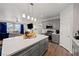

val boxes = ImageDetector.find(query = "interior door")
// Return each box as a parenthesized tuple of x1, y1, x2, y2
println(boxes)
(60, 5, 73, 53)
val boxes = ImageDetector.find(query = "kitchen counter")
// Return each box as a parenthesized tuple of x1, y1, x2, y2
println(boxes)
(72, 38, 79, 55)
(72, 38, 79, 46)
(2, 34, 48, 56)
(52, 33, 60, 35)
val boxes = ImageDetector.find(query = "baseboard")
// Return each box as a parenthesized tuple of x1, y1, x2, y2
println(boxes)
(60, 45, 73, 56)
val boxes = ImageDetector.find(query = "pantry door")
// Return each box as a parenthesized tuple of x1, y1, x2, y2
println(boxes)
(60, 5, 73, 53)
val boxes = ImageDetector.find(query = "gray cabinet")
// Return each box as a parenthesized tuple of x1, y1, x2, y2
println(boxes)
(12, 46, 32, 56)
(12, 38, 48, 56)
(30, 43, 40, 56)
(39, 38, 48, 55)
(72, 41, 79, 56)
(52, 34, 60, 44)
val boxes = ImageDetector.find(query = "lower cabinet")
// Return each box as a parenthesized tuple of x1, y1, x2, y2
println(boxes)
(52, 34, 60, 44)
(39, 38, 48, 55)
(72, 41, 79, 56)
(12, 38, 48, 56)
(30, 43, 40, 56)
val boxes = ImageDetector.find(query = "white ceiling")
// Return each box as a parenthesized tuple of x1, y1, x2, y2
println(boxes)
(0, 3, 70, 21)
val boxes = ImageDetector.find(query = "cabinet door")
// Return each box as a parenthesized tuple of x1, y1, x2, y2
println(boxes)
(55, 35, 59, 44)
(30, 42, 40, 56)
(39, 38, 48, 55)
(31, 38, 48, 56)
(52, 34, 55, 42)
(44, 38, 48, 50)
(52, 34, 59, 44)
(21, 48, 32, 56)
(72, 41, 79, 56)
(39, 39, 45, 55)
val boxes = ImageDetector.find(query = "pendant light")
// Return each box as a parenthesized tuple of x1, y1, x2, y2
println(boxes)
(27, 15, 30, 19)
(30, 3, 34, 21)
(27, 3, 31, 20)
(22, 13, 26, 18)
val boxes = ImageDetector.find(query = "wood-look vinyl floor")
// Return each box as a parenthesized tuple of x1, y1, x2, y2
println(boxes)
(44, 42, 72, 56)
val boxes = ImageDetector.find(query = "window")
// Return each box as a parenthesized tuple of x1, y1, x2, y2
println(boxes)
(7, 23, 14, 33)
(14, 24, 21, 32)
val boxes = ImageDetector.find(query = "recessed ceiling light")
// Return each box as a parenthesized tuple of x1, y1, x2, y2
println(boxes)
(22, 13, 26, 18)
(27, 15, 30, 19)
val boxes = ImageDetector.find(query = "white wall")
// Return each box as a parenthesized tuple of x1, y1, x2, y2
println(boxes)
(73, 4, 79, 36)
(60, 4, 73, 53)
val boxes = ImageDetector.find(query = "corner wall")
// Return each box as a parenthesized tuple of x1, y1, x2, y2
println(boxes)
(73, 4, 79, 36)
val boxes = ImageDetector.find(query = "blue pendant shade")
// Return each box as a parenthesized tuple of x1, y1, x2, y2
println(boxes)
(20, 24, 24, 34)
(0, 22, 9, 40)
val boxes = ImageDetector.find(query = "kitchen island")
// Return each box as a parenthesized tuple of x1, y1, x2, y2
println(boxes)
(2, 34, 48, 56)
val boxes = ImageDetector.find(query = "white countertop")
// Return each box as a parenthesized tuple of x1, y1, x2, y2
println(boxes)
(2, 34, 48, 56)
(72, 38, 79, 46)
(52, 33, 60, 35)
